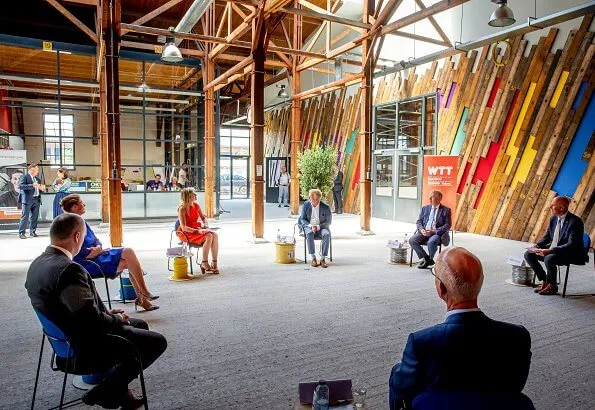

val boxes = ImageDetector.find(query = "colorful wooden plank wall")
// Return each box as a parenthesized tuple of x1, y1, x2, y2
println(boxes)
(264, 16, 595, 242)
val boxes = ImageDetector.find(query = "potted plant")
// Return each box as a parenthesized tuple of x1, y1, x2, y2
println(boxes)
(297, 146, 338, 200)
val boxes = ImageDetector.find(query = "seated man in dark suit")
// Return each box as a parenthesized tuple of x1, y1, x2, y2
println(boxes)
(389, 247, 532, 409)
(409, 190, 452, 269)
(524, 196, 585, 295)
(298, 188, 332, 268)
(25, 213, 167, 409)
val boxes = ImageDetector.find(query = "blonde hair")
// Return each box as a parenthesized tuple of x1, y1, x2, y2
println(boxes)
(179, 187, 196, 210)
(309, 188, 322, 199)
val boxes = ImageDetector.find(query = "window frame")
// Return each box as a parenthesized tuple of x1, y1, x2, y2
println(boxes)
(43, 113, 75, 169)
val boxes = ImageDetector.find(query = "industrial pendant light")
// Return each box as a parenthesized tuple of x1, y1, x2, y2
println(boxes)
(277, 84, 289, 98)
(161, 27, 183, 63)
(489, 0, 516, 27)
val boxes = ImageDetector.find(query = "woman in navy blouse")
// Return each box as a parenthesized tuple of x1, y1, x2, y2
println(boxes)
(60, 194, 159, 311)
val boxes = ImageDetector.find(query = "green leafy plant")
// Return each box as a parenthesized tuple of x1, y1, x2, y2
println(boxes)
(297, 146, 338, 199)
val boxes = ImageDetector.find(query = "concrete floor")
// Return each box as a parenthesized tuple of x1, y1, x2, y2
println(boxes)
(1, 208, 594, 409)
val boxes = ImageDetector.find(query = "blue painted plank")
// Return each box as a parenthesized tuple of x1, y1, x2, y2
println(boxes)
(552, 93, 595, 197)
(449, 108, 469, 156)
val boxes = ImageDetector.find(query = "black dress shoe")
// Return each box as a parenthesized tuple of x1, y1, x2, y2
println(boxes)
(82, 387, 121, 409)
(417, 259, 428, 269)
(278, 204, 281, 207)
(19, 233, 27, 239)
(120, 391, 145, 410)
(30, 232, 39, 237)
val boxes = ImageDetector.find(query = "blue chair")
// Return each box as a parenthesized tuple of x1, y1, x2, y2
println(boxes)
(31, 310, 148, 410)
(168, 220, 202, 275)
(558, 233, 594, 298)
(411, 391, 535, 410)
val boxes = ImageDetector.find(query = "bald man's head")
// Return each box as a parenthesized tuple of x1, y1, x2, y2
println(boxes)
(550, 196, 569, 217)
(435, 247, 484, 303)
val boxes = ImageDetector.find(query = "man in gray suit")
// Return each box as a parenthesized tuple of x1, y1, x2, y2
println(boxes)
(298, 188, 332, 268)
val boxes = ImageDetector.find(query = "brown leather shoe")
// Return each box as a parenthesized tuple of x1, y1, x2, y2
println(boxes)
(538, 283, 559, 295)
(320, 259, 328, 268)
(311, 259, 319, 267)
(533, 282, 545, 293)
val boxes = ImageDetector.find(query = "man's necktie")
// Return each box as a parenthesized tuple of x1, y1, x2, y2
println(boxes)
(425, 208, 436, 231)
(550, 218, 562, 249)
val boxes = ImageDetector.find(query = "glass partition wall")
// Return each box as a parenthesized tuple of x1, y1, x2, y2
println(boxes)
(372, 94, 437, 223)
(0, 43, 208, 221)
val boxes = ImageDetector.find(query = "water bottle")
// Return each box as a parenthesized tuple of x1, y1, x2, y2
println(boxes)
(403, 234, 408, 249)
(312, 380, 329, 410)
(277, 229, 281, 243)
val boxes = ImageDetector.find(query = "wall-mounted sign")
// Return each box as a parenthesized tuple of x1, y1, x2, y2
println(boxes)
(42, 41, 53, 51)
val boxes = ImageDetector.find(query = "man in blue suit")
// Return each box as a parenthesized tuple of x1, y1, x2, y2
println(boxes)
(298, 188, 332, 268)
(18, 164, 44, 239)
(389, 247, 532, 409)
(409, 190, 452, 269)
(524, 196, 586, 295)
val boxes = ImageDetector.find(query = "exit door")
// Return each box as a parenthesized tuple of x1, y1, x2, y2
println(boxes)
(265, 157, 290, 203)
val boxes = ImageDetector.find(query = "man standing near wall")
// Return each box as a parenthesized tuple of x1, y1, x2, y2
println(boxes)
(18, 164, 44, 239)
(333, 166, 343, 214)
(276, 165, 290, 208)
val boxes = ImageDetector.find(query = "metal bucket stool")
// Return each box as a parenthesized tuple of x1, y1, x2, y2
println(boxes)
(389, 247, 409, 264)
(505, 265, 534, 287)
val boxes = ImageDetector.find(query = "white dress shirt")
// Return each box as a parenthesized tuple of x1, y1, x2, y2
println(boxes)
(50, 245, 73, 260)
(278, 172, 290, 186)
(425, 205, 439, 230)
(310, 203, 320, 227)
(550, 213, 567, 249)
(445, 307, 481, 319)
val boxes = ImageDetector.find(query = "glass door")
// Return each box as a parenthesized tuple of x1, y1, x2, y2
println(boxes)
(394, 152, 421, 222)
(372, 154, 395, 219)
(231, 156, 249, 198)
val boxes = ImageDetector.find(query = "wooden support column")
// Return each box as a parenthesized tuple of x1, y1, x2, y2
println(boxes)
(104, 0, 123, 245)
(99, 69, 109, 222)
(204, 61, 216, 217)
(359, 0, 374, 233)
(204, 6, 216, 218)
(250, 6, 267, 239)
(290, 1, 302, 216)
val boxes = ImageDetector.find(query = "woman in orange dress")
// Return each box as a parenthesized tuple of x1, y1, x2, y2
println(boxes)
(177, 188, 220, 274)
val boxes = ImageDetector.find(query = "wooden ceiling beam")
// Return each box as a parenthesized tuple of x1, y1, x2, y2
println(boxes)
(387, 30, 451, 47)
(413, 0, 453, 46)
(122, 0, 185, 35)
(204, 55, 253, 90)
(45, 0, 98, 43)
(293, 72, 363, 100)
(209, 7, 258, 59)
(380, 0, 471, 36)
(281, 6, 370, 31)
(120, 23, 331, 60)
(62, 0, 97, 5)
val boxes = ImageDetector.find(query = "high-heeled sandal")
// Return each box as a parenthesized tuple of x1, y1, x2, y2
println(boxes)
(211, 260, 220, 275)
(200, 260, 213, 274)
(134, 297, 159, 312)
(147, 294, 159, 300)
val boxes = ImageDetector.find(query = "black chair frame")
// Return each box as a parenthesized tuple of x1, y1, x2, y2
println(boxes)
(168, 228, 202, 276)
(408, 230, 453, 267)
(85, 260, 125, 310)
(31, 331, 148, 410)
(294, 223, 333, 264)
(557, 244, 595, 298)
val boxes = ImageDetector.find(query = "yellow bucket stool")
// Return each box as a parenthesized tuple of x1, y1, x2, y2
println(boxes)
(168, 256, 194, 281)
(276, 242, 296, 264)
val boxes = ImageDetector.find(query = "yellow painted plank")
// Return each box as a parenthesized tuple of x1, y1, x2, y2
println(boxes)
(550, 70, 569, 108)
(511, 135, 537, 186)
(505, 82, 537, 175)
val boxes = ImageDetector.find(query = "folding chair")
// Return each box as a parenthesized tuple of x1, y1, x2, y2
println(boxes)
(31, 310, 148, 410)
(85, 260, 125, 310)
(168, 220, 202, 275)
(409, 230, 451, 267)
(558, 233, 594, 298)
(294, 223, 333, 264)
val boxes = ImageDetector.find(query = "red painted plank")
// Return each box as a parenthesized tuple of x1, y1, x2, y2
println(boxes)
(487, 78, 502, 108)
